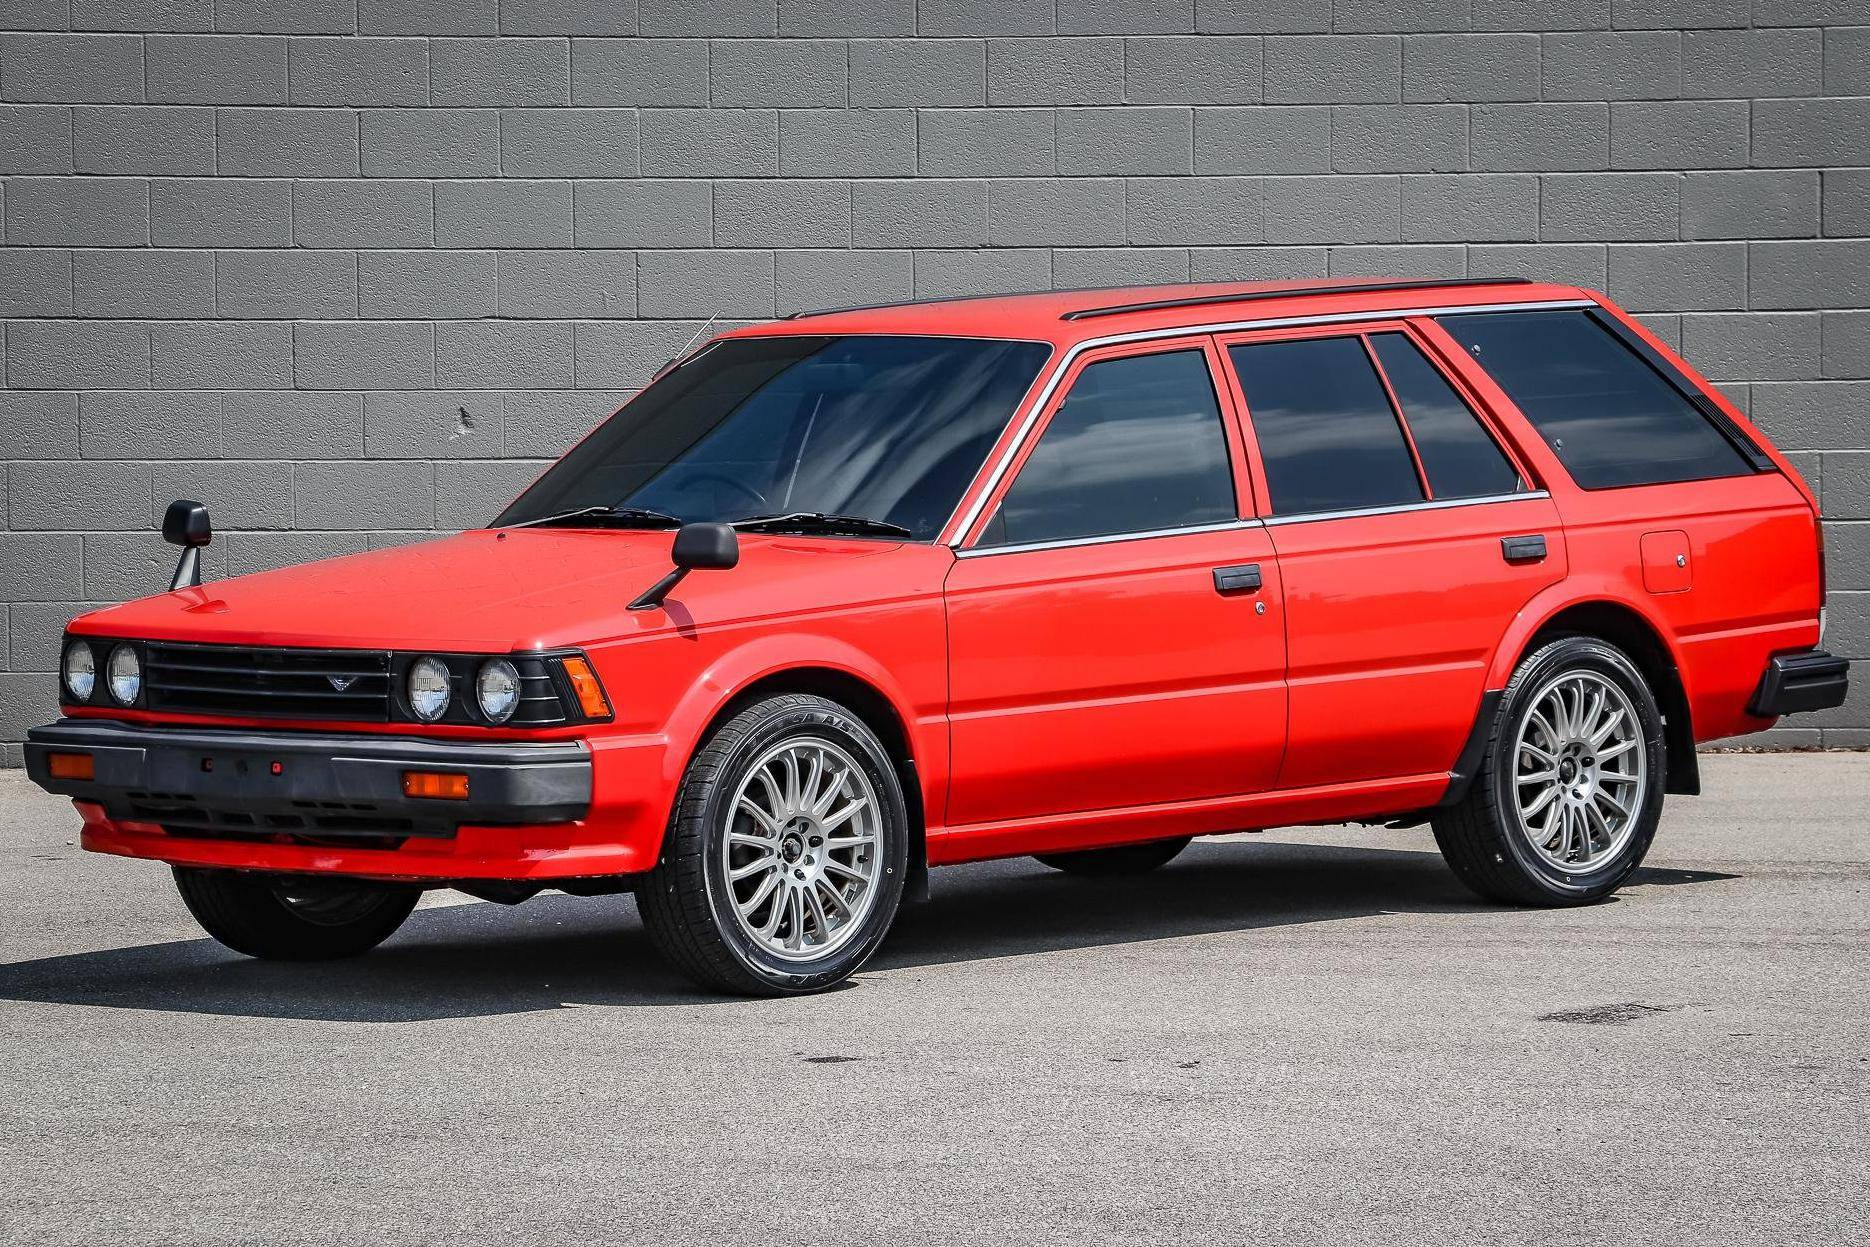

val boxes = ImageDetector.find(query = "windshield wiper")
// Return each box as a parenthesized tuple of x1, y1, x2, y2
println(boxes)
(508, 505, 684, 530)
(730, 511, 913, 539)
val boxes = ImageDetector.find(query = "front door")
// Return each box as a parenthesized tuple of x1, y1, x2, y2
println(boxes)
(1218, 323, 1567, 789)
(943, 339, 1288, 828)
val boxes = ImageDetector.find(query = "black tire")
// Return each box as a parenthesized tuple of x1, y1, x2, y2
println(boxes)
(637, 694, 910, 996)
(1431, 635, 1667, 906)
(1034, 836, 1192, 877)
(172, 867, 420, 960)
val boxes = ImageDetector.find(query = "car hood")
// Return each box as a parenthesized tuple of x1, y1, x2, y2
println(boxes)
(71, 529, 949, 652)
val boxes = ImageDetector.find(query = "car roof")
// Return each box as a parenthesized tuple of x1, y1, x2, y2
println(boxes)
(724, 276, 1594, 350)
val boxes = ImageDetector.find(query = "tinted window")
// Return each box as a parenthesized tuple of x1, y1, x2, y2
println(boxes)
(1436, 309, 1752, 489)
(497, 335, 1051, 540)
(982, 350, 1236, 547)
(1230, 336, 1424, 516)
(1369, 333, 1522, 500)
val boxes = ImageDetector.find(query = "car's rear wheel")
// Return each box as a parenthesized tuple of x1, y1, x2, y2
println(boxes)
(172, 867, 420, 959)
(638, 693, 909, 996)
(1034, 836, 1192, 876)
(1432, 635, 1666, 906)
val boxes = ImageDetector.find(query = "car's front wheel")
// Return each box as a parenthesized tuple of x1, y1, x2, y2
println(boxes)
(1432, 635, 1667, 906)
(638, 693, 909, 995)
(172, 867, 420, 959)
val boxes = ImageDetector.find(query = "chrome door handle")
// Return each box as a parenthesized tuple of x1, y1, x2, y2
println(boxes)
(1212, 563, 1262, 594)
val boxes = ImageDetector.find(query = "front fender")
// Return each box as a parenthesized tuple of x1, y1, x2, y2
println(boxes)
(607, 614, 948, 859)
(668, 633, 940, 777)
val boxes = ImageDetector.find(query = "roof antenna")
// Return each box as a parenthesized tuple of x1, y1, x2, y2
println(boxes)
(653, 311, 722, 382)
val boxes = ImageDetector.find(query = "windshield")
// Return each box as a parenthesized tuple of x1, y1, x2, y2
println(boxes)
(496, 334, 1052, 540)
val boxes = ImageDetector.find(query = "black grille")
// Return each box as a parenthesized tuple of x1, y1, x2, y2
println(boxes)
(145, 643, 393, 721)
(122, 791, 431, 843)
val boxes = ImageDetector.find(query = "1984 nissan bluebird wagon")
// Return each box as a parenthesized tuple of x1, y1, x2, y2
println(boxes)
(26, 277, 1849, 995)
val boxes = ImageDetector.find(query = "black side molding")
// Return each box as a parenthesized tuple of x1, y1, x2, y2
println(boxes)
(1748, 650, 1850, 718)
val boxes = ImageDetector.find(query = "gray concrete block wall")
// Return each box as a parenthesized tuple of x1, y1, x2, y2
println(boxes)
(2, 1, 1869, 762)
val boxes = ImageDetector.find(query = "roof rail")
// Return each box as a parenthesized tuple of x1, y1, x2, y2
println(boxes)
(1058, 276, 1537, 322)
(780, 282, 1147, 321)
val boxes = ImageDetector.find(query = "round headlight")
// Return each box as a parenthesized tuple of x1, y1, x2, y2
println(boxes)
(407, 656, 452, 722)
(107, 644, 141, 705)
(62, 641, 96, 701)
(476, 659, 520, 724)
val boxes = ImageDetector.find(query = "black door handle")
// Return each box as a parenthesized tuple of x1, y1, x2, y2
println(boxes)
(1502, 534, 1547, 563)
(1212, 563, 1262, 594)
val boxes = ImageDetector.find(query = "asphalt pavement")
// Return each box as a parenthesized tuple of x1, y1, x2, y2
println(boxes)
(1, 754, 1865, 1246)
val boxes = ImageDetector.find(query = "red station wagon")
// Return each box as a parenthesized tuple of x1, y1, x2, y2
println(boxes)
(25, 277, 1849, 995)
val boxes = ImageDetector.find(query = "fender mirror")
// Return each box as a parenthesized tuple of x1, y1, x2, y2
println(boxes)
(162, 499, 212, 591)
(629, 522, 739, 612)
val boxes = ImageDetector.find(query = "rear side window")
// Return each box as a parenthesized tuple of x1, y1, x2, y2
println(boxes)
(1229, 336, 1424, 516)
(1368, 333, 1523, 500)
(982, 349, 1236, 547)
(1436, 309, 1754, 489)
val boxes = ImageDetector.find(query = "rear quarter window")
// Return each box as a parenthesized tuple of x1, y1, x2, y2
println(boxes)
(1435, 309, 1755, 490)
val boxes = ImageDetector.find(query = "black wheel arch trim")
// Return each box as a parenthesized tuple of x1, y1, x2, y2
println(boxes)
(1437, 689, 1504, 809)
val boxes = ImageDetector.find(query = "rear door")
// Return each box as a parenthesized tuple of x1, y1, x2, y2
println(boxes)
(1218, 322, 1567, 790)
(943, 338, 1288, 827)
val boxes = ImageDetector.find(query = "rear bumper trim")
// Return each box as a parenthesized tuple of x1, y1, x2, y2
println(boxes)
(24, 719, 591, 835)
(1747, 650, 1850, 718)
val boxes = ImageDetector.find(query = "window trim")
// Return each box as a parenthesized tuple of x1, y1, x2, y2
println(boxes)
(943, 297, 1588, 545)
(1359, 334, 1435, 501)
(954, 491, 1553, 559)
(1215, 321, 1531, 521)
(1365, 326, 1538, 500)
(1259, 489, 1550, 529)
(962, 336, 1251, 553)
(1585, 309, 1775, 473)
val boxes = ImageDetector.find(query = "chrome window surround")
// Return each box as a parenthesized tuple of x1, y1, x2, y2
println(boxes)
(956, 491, 1551, 559)
(943, 297, 1595, 549)
(1262, 489, 1550, 527)
(960, 518, 1260, 560)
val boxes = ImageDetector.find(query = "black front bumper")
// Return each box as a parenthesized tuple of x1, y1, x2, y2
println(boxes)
(1748, 650, 1851, 718)
(24, 719, 591, 839)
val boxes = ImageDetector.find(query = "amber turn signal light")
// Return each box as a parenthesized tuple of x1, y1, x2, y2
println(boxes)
(403, 770, 469, 800)
(47, 752, 95, 781)
(559, 656, 611, 719)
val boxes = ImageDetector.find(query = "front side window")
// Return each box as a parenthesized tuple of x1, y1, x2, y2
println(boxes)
(1436, 309, 1753, 490)
(980, 349, 1237, 547)
(1367, 333, 1523, 500)
(496, 334, 1051, 540)
(1229, 336, 1424, 516)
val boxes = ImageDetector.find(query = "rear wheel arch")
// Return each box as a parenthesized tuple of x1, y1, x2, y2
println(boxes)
(1494, 598, 1699, 797)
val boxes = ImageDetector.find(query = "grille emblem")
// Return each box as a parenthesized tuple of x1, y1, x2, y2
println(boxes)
(327, 675, 358, 692)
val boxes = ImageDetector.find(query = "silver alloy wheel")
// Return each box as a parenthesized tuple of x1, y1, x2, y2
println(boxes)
(721, 736, 883, 963)
(1511, 670, 1647, 871)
